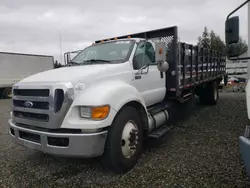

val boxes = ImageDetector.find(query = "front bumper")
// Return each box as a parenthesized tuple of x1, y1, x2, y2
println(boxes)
(239, 125, 250, 177)
(8, 119, 108, 157)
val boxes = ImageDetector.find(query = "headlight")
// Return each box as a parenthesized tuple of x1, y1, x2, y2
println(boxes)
(80, 107, 92, 118)
(79, 105, 110, 120)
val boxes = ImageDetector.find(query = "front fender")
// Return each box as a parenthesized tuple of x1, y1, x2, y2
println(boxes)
(61, 80, 147, 129)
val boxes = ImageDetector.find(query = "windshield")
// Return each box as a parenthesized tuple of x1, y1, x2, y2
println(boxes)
(70, 40, 135, 65)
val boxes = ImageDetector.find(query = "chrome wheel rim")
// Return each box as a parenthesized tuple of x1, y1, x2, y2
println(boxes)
(121, 120, 139, 158)
(7, 89, 12, 98)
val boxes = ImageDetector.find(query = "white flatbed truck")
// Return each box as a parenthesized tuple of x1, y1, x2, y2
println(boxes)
(8, 26, 226, 173)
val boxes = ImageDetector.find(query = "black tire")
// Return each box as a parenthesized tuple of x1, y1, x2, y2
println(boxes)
(2, 88, 12, 99)
(101, 106, 144, 173)
(199, 81, 219, 105)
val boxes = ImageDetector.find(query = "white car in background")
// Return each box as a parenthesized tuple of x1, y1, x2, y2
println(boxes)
(228, 77, 247, 92)
(219, 76, 246, 92)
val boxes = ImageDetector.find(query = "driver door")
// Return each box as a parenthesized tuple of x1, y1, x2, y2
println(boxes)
(131, 41, 166, 107)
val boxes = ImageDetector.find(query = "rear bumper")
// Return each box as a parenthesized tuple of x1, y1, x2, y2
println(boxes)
(8, 119, 108, 157)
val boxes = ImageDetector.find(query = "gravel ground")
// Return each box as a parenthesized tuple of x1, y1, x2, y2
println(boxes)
(0, 92, 250, 188)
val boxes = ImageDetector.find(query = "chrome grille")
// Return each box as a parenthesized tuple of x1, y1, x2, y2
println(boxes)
(13, 110, 49, 122)
(13, 100, 49, 110)
(12, 82, 74, 129)
(13, 89, 50, 97)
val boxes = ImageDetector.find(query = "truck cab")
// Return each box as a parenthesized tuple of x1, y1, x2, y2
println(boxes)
(67, 38, 167, 107)
(225, 0, 250, 177)
(8, 26, 225, 173)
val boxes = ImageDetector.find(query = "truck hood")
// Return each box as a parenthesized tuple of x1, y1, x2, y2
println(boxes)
(19, 63, 128, 84)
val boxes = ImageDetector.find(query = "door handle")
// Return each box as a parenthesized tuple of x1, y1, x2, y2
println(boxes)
(135, 75, 141, 80)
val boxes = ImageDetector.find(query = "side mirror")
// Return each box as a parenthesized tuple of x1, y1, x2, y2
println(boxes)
(64, 52, 71, 65)
(225, 16, 239, 45)
(157, 61, 169, 72)
(224, 1, 250, 61)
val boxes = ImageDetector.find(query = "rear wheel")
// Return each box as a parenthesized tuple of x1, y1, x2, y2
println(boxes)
(2, 88, 12, 99)
(102, 106, 144, 173)
(199, 81, 219, 105)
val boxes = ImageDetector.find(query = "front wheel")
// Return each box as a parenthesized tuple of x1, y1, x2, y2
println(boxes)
(2, 88, 12, 99)
(102, 106, 144, 173)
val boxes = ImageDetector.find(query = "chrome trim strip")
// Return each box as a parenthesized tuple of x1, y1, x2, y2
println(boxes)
(13, 106, 50, 114)
(13, 96, 50, 102)
(14, 117, 48, 126)
(9, 119, 108, 157)
(10, 119, 106, 137)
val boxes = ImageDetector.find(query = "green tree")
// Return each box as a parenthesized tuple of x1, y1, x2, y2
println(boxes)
(54, 60, 63, 68)
(198, 27, 210, 48)
(234, 36, 248, 56)
(198, 27, 226, 55)
(210, 30, 226, 55)
(197, 27, 247, 58)
(209, 30, 216, 49)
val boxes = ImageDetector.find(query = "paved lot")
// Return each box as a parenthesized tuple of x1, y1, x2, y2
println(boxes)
(0, 92, 250, 188)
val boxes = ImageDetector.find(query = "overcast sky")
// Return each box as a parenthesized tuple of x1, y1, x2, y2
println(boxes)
(0, 0, 248, 63)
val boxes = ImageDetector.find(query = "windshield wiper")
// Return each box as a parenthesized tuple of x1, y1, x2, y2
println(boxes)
(67, 61, 80, 66)
(84, 59, 112, 63)
(67, 59, 113, 66)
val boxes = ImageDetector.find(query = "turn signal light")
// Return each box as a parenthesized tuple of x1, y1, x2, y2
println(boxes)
(79, 105, 110, 120)
(92, 105, 110, 119)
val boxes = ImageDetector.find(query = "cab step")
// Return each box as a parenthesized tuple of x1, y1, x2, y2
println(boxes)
(148, 124, 174, 138)
(178, 92, 193, 103)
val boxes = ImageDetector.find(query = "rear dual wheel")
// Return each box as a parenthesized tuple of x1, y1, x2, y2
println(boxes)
(199, 81, 219, 105)
(102, 106, 144, 173)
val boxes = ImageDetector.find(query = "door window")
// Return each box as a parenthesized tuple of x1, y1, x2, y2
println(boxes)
(133, 41, 156, 70)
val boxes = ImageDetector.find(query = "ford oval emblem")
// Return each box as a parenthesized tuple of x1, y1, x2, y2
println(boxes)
(24, 101, 33, 108)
